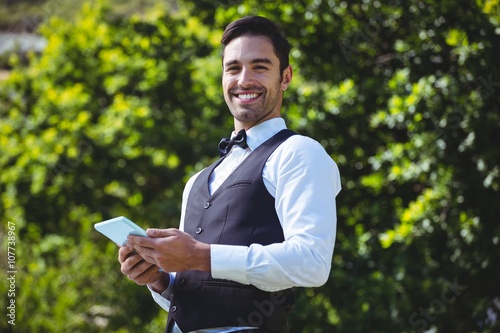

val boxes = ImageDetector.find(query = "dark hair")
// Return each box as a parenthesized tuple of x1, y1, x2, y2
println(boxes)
(221, 16, 291, 74)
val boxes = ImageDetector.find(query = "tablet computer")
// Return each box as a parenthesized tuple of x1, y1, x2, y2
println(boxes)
(94, 216, 148, 246)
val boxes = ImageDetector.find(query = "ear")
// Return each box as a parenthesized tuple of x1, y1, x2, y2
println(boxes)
(281, 66, 293, 91)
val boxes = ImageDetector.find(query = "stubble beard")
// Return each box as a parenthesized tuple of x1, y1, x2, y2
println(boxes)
(226, 82, 282, 124)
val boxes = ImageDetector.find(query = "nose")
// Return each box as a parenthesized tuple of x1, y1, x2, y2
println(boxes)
(238, 67, 254, 87)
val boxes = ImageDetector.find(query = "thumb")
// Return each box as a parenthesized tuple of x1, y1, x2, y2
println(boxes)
(146, 228, 178, 238)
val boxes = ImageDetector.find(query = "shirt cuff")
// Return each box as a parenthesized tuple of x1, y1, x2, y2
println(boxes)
(147, 273, 176, 312)
(211, 244, 248, 284)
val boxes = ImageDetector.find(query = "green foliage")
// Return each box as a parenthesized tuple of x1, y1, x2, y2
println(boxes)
(1, 0, 499, 332)
(1, 1, 225, 332)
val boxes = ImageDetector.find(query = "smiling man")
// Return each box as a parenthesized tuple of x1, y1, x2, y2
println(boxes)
(118, 16, 341, 333)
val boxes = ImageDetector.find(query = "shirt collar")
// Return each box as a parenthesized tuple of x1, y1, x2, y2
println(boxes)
(230, 118, 287, 152)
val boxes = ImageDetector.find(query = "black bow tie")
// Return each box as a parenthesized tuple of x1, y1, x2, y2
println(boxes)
(218, 129, 248, 156)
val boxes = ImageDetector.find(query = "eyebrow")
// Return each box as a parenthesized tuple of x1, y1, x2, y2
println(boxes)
(224, 58, 274, 67)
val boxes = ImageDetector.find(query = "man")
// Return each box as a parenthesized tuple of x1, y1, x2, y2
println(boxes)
(119, 15, 341, 333)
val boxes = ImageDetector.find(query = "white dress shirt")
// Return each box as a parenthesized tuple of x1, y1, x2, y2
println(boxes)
(150, 118, 341, 319)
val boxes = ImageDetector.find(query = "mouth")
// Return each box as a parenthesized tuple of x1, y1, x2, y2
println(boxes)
(233, 92, 262, 101)
(233, 93, 262, 103)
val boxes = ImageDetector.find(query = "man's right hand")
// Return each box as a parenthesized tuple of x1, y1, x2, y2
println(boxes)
(118, 245, 168, 292)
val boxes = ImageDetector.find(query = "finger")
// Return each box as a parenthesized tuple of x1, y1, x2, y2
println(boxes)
(135, 267, 163, 286)
(127, 261, 161, 284)
(118, 245, 136, 263)
(127, 234, 157, 249)
(127, 259, 150, 278)
(143, 263, 162, 276)
(120, 252, 146, 274)
(146, 228, 180, 238)
(133, 246, 158, 266)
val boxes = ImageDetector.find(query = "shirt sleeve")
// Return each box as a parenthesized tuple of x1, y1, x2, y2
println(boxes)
(211, 135, 341, 291)
(148, 272, 176, 311)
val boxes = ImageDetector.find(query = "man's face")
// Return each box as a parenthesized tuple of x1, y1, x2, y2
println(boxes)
(222, 35, 291, 129)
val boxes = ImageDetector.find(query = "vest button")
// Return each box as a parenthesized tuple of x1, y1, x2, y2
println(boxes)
(171, 305, 177, 312)
(179, 278, 186, 287)
(195, 227, 202, 234)
(203, 202, 210, 209)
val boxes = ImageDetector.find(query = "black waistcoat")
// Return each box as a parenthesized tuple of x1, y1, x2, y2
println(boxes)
(166, 129, 296, 333)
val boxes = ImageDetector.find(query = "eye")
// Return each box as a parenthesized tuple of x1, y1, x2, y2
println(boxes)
(254, 65, 268, 71)
(225, 66, 240, 72)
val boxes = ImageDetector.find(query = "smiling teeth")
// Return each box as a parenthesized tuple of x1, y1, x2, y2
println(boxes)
(239, 94, 258, 100)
